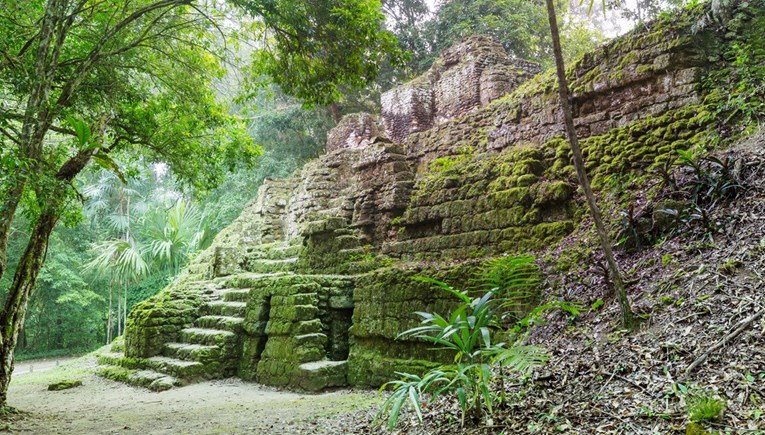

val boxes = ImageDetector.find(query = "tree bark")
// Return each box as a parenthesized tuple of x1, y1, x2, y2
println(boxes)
(0, 0, 68, 283)
(544, 0, 635, 328)
(329, 102, 342, 124)
(0, 207, 58, 406)
(0, 147, 95, 407)
(107, 278, 113, 344)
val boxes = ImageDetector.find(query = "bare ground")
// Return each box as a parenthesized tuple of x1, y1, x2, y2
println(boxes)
(2, 355, 379, 434)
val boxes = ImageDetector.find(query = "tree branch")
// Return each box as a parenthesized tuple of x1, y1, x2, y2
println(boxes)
(684, 309, 765, 377)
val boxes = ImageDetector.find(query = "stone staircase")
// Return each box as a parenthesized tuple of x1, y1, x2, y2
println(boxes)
(96, 235, 361, 392)
(97, 285, 249, 391)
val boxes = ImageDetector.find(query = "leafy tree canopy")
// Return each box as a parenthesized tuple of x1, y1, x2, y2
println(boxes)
(0, 1, 259, 195)
(232, 0, 407, 106)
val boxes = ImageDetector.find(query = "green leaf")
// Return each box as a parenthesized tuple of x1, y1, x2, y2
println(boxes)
(92, 153, 127, 184)
(408, 386, 423, 423)
(591, 298, 604, 311)
(65, 115, 91, 148)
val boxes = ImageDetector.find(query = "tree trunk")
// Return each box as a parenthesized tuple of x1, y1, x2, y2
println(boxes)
(0, 0, 70, 284)
(0, 184, 25, 283)
(117, 287, 122, 337)
(329, 102, 342, 124)
(0, 208, 57, 407)
(123, 283, 127, 338)
(107, 278, 113, 344)
(0, 146, 95, 407)
(544, 0, 635, 328)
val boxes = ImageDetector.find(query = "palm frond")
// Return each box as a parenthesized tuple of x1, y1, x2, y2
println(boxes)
(491, 345, 549, 373)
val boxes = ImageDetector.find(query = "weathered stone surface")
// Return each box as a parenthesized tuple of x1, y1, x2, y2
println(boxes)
(294, 360, 348, 392)
(117, 1, 765, 392)
(326, 113, 382, 153)
(380, 75, 433, 145)
(381, 35, 541, 144)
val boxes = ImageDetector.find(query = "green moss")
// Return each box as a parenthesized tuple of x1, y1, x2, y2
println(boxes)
(97, 365, 136, 383)
(635, 64, 655, 76)
(47, 379, 83, 391)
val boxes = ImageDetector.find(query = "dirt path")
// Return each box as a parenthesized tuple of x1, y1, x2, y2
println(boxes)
(3, 356, 379, 434)
(13, 357, 77, 377)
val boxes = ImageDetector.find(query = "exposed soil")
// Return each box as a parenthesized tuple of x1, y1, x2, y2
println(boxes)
(2, 355, 378, 434)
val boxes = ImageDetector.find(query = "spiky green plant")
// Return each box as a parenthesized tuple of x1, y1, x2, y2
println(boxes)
(379, 276, 549, 430)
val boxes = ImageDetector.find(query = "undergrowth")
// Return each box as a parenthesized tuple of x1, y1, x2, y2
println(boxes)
(377, 255, 579, 430)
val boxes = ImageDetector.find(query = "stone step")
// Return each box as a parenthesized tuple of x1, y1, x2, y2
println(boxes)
(295, 333, 327, 347)
(195, 315, 244, 333)
(241, 258, 298, 274)
(146, 356, 206, 380)
(333, 234, 362, 249)
(243, 242, 302, 260)
(180, 327, 237, 346)
(293, 360, 349, 392)
(218, 289, 250, 302)
(205, 300, 247, 317)
(97, 352, 132, 367)
(163, 342, 221, 363)
(214, 272, 288, 289)
(338, 247, 365, 257)
(97, 365, 183, 392)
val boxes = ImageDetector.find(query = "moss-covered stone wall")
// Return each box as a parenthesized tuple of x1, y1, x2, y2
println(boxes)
(121, 0, 765, 391)
(229, 273, 354, 387)
(348, 264, 479, 387)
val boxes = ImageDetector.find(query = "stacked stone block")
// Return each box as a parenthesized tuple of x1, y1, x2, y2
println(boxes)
(236, 274, 355, 389)
(381, 35, 541, 143)
(117, 1, 764, 391)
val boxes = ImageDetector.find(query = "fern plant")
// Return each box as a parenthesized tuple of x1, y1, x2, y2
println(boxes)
(476, 255, 543, 322)
(687, 394, 726, 422)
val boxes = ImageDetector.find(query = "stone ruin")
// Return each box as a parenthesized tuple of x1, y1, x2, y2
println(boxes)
(381, 35, 541, 144)
(96, 2, 763, 392)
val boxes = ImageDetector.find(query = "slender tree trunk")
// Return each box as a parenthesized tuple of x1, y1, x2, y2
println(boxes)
(0, 185, 25, 284)
(116, 292, 121, 337)
(107, 278, 113, 344)
(544, 0, 635, 328)
(0, 147, 95, 407)
(123, 283, 127, 338)
(329, 102, 342, 124)
(0, 208, 57, 406)
(0, 0, 67, 284)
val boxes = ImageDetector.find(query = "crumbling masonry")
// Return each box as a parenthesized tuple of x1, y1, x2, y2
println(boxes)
(96, 2, 765, 391)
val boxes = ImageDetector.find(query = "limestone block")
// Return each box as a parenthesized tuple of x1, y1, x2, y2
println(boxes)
(326, 113, 382, 153)
(293, 360, 348, 392)
(381, 76, 434, 144)
(213, 247, 237, 277)
(382, 35, 540, 143)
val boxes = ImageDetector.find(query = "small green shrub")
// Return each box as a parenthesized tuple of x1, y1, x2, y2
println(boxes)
(712, 42, 765, 131)
(379, 271, 554, 430)
(652, 149, 744, 239)
(676, 149, 742, 207)
(687, 394, 725, 422)
(661, 254, 672, 267)
(616, 204, 651, 252)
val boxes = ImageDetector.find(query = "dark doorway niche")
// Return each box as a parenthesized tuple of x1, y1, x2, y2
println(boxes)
(253, 294, 272, 362)
(326, 307, 353, 360)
